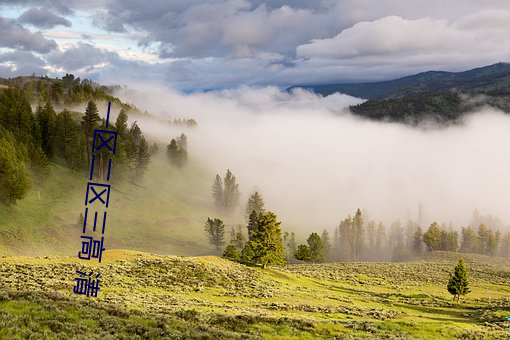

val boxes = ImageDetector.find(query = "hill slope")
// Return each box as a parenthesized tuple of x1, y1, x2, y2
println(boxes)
(1, 250, 509, 338)
(0, 152, 223, 257)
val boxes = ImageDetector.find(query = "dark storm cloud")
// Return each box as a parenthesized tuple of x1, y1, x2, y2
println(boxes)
(18, 7, 72, 29)
(0, 16, 57, 53)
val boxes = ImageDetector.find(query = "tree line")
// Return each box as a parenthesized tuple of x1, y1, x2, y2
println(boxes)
(294, 209, 510, 263)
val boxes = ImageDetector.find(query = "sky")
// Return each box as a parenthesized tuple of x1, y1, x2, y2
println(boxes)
(1, 0, 510, 90)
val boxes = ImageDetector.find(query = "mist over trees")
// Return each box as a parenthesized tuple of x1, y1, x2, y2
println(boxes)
(167, 133, 188, 167)
(0, 75, 155, 206)
(211, 169, 240, 214)
(204, 218, 225, 251)
(304, 209, 510, 263)
(245, 191, 265, 221)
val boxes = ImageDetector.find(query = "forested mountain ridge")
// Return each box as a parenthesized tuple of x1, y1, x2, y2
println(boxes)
(0, 74, 133, 111)
(290, 62, 510, 99)
(290, 63, 510, 124)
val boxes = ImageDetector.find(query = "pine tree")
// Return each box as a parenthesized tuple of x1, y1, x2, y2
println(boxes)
(115, 109, 128, 138)
(460, 226, 478, 253)
(81, 100, 100, 168)
(245, 211, 286, 268)
(204, 218, 225, 251)
(245, 191, 265, 220)
(212, 174, 224, 210)
(223, 244, 240, 262)
(134, 135, 151, 178)
(240, 243, 255, 264)
(500, 232, 510, 258)
(55, 109, 82, 169)
(352, 209, 364, 261)
(338, 216, 352, 261)
(229, 225, 246, 251)
(283, 231, 297, 262)
(247, 210, 259, 241)
(423, 222, 441, 251)
(447, 259, 470, 303)
(166, 134, 188, 167)
(0, 131, 31, 205)
(366, 220, 377, 259)
(321, 229, 331, 262)
(307, 232, 325, 263)
(294, 244, 312, 262)
(412, 226, 423, 254)
(36, 102, 57, 158)
(376, 222, 387, 259)
(223, 169, 240, 214)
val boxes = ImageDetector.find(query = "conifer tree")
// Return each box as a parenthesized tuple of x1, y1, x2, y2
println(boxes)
(223, 169, 240, 214)
(245, 191, 265, 220)
(245, 211, 285, 268)
(447, 259, 470, 303)
(412, 226, 423, 254)
(307, 232, 325, 263)
(134, 135, 151, 178)
(81, 100, 100, 168)
(423, 222, 441, 251)
(229, 225, 246, 251)
(294, 244, 312, 262)
(0, 131, 31, 205)
(352, 209, 364, 261)
(240, 243, 255, 263)
(204, 218, 225, 251)
(212, 174, 224, 210)
(460, 226, 478, 253)
(321, 229, 331, 261)
(223, 244, 240, 262)
(283, 231, 297, 262)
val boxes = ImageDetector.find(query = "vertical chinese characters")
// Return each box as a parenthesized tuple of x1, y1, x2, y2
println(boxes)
(73, 102, 116, 297)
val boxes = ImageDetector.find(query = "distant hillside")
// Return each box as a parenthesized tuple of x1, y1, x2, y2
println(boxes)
(290, 63, 510, 124)
(289, 62, 510, 100)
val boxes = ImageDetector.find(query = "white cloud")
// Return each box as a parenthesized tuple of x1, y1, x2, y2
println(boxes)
(297, 12, 510, 69)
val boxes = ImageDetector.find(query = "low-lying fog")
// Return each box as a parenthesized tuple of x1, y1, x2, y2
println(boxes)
(114, 85, 510, 231)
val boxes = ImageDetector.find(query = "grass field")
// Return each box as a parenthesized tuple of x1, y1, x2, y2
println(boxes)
(0, 152, 227, 257)
(1, 250, 509, 339)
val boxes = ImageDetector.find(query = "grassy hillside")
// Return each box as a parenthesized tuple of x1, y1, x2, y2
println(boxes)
(0, 151, 226, 257)
(1, 250, 509, 338)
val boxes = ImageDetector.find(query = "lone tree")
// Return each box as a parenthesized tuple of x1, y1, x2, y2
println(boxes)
(244, 211, 286, 268)
(447, 259, 471, 303)
(204, 218, 225, 251)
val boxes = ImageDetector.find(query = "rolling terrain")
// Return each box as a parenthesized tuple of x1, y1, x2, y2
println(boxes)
(1, 250, 509, 339)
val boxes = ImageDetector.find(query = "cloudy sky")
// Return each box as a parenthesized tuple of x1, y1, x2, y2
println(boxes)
(1, 0, 510, 90)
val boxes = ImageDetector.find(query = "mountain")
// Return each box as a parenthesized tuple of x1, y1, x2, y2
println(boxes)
(289, 62, 510, 100)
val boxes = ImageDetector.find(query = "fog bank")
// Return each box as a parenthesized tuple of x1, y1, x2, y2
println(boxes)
(115, 85, 510, 231)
